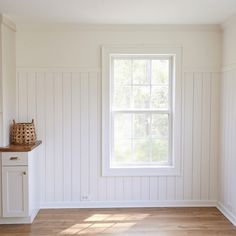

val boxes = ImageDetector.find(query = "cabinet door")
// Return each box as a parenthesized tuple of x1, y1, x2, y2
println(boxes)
(2, 166, 29, 217)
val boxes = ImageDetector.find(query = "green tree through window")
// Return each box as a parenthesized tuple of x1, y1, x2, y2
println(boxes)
(112, 56, 171, 166)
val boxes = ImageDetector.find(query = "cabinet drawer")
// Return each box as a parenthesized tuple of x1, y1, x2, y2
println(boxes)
(1, 152, 28, 166)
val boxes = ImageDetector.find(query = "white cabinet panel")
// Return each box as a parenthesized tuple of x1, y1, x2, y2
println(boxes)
(2, 166, 28, 217)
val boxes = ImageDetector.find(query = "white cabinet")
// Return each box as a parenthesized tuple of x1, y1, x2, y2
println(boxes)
(0, 142, 41, 224)
(2, 166, 28, 217)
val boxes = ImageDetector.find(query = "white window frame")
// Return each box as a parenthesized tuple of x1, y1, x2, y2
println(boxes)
(102, 45, 182, 176)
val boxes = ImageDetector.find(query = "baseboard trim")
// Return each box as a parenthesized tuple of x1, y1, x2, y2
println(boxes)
(0, 216, 32, 225)
(0, 208, 39, 225)
(40, 200, 217, 209)
(217, 202, 236, 227)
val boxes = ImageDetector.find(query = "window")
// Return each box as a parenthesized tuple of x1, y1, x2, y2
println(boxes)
(102, 46, 182, 176)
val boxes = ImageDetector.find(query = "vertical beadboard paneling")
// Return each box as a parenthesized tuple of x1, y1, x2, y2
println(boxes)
(63, 73, 72, 201)
(175, 71, 185, 201)
(183, 72, 194, 200)
(225, 72, 231, 207)
(149, 177, 158, 200)
(45, 72, 55, 201)
(16, 72, 19, 121)
(219, 68, 236, 219)
(17, 68, 220, 205)
(201, 73, 211, 200)
(231, 75, 236, 215)
(80, 72, 90, 199)
(71, 72, 81, 201)
(192, 73, 202, 200)
(27, 72, 36, 121)
(35, 72, 46, 202)
(89, 72, 98, 201)
(222, 72, 229, 206)
(140, 177, 150, 200)
(107, 178, 116, 201)
(54, 72, 64, 201)
(124, 177, 133, 200)
(132, 177, 141, 201)
(175, 177, 183, 201)
(167, 177, 176, 200)
(97, 70, 108, 202)
(158, 177, 167, 200)
(18, 72, 28, 121)
(209, 73, 219, 200)
(115, 177, 124, 201)
(98, 178, 107, 201)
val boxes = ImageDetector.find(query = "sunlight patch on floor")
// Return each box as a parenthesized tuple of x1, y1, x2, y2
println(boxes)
(60, 222, 137, 235)
(58, 213, 150, 235)
(84, 214, 111, 222)
(84, 213, 149, 222)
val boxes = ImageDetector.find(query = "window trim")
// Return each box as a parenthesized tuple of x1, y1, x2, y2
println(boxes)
(102, 45, 183, 176)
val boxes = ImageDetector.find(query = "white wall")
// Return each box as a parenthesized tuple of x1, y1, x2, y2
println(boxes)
(0, 16, 16, 146)
(16, 25, 221, 207)
(16, 24, 221, 69)
(218, 15, 236, 225)
(222, 16, 236, 67)
(1, 22, 16, 146)
(0, 16, 16, 218)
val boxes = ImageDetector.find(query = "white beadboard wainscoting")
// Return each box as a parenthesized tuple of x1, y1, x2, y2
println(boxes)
(16, 68, 219, 208)
(218, 66, 236, 225)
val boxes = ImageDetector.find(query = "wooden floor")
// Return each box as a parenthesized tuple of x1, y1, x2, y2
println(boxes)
(0, 208, 236, 235)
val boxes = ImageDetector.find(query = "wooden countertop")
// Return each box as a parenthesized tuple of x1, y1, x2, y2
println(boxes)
(0, 140, 42, 152)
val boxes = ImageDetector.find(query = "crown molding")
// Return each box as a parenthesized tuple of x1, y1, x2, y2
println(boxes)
(16, 23, 221, 32)
(0, 14, 16, 32)
(221, 14, 236, 30)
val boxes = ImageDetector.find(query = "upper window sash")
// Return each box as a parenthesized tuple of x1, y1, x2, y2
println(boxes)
(111, 56, 172, 112)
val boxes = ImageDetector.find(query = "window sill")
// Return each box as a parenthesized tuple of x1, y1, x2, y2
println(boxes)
(102, 165, 181, 177)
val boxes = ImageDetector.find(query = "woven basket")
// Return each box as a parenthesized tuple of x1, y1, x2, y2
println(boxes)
(11, 119, 36, 145)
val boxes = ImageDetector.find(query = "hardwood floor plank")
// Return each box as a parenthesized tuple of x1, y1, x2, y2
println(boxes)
(0, 208, 235, 235)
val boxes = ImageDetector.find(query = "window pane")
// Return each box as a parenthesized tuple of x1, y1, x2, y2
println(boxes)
(152, 139, 168, 163)
(113, 85, 131, 109)
(114, 140, 132, 164)
(151, 85, 168, 109)
(133, 113, 150, 138)
(111, 56, 172, 167)
(114, 113, 132, 139)
(114, 59, 131, 85)
(152, 60, 169, 85)
(151, 114, 168, 139)
(133, 60, 149, 84)
(133, 139, 150, 162)
(133, 86, 150, 109)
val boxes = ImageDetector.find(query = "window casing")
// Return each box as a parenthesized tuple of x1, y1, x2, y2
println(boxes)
(102, 46, 182, 176)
